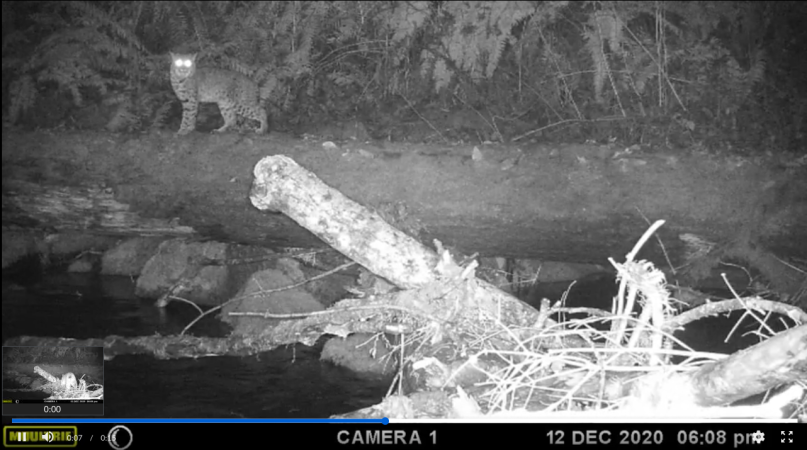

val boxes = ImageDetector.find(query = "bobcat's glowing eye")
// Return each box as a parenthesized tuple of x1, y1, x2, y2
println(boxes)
(175, 59, 192, 68)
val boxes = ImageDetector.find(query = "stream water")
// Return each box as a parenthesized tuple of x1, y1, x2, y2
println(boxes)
(2, 263, 795, 420)
(2, 269, 391, 419)
(526, 275, 793, 356)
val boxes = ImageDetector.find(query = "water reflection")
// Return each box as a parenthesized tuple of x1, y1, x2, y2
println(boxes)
(2, 273, 390, 418)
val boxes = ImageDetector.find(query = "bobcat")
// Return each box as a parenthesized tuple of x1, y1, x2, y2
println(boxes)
(169, 52, 268, 135)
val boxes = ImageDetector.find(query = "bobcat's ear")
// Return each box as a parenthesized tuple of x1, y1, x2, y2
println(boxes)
(190, 53, 198, 62)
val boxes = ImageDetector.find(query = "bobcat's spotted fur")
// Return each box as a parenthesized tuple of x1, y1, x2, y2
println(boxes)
(169, 52, 267, 135)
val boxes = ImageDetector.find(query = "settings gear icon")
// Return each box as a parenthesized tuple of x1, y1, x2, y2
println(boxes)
(751, 430, 765, 444)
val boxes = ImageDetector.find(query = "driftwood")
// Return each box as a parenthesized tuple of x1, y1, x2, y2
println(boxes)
(249, 154, 540, 324)
(684, 322, 807, 406)
(4, 131, 806, 287)
(5, 154, 804, 418)
(33, 366, 65, 386)
(250, 155, 807, 418)
(31, 365, 103, 400)
(250, 154, 455, 289)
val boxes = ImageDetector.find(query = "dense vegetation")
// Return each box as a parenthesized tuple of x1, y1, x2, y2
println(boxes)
(2, 1, 805, 150)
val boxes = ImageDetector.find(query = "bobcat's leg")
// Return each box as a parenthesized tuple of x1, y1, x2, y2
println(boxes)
(256, 108, 268, 134)
(178, 98, 198, 135)
(214, 102, 237, 133)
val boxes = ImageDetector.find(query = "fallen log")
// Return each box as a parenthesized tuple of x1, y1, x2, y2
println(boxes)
(249, 154, 454, 289)
(249, 154, 540, 324)
(249, 154, 807, 418)
(5, 154, 804, 419)
(684, 322, 807, 406)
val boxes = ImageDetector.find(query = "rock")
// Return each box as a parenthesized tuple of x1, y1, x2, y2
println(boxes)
(101, 237, 166, 276)
(321, 333, 396, 375)
(135, 239, 229, 306)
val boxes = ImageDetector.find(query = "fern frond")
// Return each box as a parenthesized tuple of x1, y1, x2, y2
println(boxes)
(485, 2, 533, 78)
(389, 1, 430, 44)
(439, 1, 537, 84)
(151, 101, 173, 130)
(66, 1, 145, 52)
(8, 75, 36, 123)
(297, 2, 329, 72)
(105, 99, 139, 132)
(275, 2, 298, 39)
